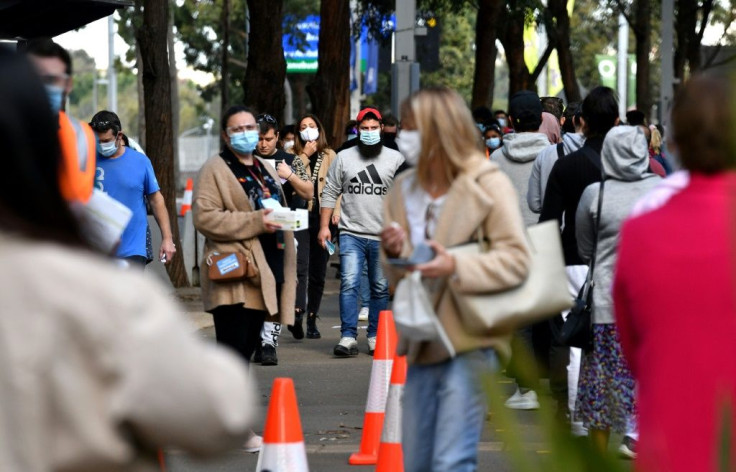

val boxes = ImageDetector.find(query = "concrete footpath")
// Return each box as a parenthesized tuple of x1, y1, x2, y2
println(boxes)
(165, 273, 518, 472)
(165, 273, 630, 471)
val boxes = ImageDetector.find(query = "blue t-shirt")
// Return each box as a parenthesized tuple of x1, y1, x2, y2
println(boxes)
(94, 147, 160, 258)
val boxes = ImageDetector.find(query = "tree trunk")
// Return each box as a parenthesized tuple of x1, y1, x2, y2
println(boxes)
(499, 5, 533, 102)
(221, 0, 230, 111)
(243, 0, 286, 123)
(306, 0, 350, 149)
(687, 0, 714, 72)
(547, 0, 582, 103)
(136, 46, 146, 148)
(137, 0, 189, 287)
(471, 0, 503, 109)
(168, 2, 180, 189)
(634, 0, 652, 118)
(674, 0, 697, 83)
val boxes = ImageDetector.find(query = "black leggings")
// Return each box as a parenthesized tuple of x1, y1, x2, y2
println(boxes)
(211, 304, 267, 364)
(295, 229, 310, 312)
(307, 213, 330, 314)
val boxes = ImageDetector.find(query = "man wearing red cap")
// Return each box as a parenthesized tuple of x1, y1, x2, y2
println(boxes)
(318, 107, 407, 357)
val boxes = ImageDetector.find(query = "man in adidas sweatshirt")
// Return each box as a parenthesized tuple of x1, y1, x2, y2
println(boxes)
(318, 107, 406, 357)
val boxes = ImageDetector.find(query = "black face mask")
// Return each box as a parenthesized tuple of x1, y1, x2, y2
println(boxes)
(383, 132, 397, 141)
(357, 140, 383, 158)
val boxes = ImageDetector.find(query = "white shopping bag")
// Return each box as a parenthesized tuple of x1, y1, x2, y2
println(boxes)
(392, 271, 455, 357)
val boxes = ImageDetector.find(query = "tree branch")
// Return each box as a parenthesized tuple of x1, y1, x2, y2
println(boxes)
(696, 0, 715, 44)
(530, 41, 555, 83)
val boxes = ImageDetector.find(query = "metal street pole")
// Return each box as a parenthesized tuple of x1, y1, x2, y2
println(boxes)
(391, 0, 419, 118)
(617, 13, 628, 120)
(107, 15, 117, 112)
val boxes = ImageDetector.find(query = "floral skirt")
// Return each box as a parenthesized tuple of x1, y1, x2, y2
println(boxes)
(575, 323, 635, 433)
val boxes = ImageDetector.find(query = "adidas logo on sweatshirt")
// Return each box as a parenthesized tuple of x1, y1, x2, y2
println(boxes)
(347, 164, 388, 195)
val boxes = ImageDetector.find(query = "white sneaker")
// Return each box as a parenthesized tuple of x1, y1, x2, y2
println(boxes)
(504, 389, 540, 410)
(358, 307, 369, 321)
(334, 337, 359, 357)
(243, 432, 262, 453)
(367, 336, 377, 355)
(571, 421, 588, 437)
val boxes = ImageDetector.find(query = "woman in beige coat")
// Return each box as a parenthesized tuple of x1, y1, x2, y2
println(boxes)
(194, 105, 297, 365)
(381, 87, 531, 471)
(0, 49, 256, 472)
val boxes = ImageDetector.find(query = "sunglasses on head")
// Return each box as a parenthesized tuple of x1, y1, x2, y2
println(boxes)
(257, 114, 277, 124)
(89, 120, 120, 133)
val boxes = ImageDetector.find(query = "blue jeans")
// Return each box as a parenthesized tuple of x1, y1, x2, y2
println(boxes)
(338, 233, 388, 338)
(403, 349, 499, 472)
(359, 263, 370, 308)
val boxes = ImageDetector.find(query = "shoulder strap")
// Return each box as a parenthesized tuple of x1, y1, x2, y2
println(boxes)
(310, 152, 324, 185)
(582, 178, 605, 293)
(556, 142, 565, 160)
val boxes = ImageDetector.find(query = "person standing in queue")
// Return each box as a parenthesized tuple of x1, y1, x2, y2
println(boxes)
(253, 113, 312, 365)
(319, 107, 406, 357)
(193, 105, 297, 451)
(293, 114, 340, 340)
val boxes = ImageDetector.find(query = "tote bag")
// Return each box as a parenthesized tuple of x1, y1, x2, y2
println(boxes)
(447, 220, 572, 334)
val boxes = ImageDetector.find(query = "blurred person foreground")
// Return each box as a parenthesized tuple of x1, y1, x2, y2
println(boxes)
(0, 47, 256, 472)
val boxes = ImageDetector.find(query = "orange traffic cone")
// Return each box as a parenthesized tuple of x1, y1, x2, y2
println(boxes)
(179, 178, 193, 216)
(157, 449, 167, 471)
(375, 354, 407, 472)
(256, 378, 309, 472)
(349, 310, 398, 465)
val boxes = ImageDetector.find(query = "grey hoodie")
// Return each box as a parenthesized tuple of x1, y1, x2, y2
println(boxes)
(490, 132, 551, 226)
(527, 132, 585, 213)
(576, 126, 661, 324)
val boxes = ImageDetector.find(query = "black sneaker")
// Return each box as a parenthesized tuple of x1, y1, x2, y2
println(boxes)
(260, 344, 278, 366)
(618, 436, 637, 460)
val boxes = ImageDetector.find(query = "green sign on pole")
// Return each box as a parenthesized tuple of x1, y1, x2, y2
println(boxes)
(595, 54, 636, 108)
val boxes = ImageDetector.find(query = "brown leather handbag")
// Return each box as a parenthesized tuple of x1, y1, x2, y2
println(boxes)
(207, 250, 258, 282)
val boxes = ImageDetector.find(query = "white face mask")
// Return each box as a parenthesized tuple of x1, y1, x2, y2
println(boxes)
(396, 130, 421, 166)
(300, 127, 320, 142)
(283, 140, 295, 151)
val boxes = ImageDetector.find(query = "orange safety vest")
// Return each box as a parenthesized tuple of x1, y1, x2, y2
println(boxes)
(58, 111, 96, 203)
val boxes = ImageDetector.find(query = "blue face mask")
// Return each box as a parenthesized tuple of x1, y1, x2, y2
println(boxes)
(497, 118, 507, 128)
(486, 137, 501, 150)
(45, 84, 64, 116)
(229, 130, 259, 154)
(97, 139, 118, 157)
(360, 129, 381, 146)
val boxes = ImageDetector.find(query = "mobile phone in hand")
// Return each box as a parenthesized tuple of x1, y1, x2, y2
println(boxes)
(387, 242, 435, 266)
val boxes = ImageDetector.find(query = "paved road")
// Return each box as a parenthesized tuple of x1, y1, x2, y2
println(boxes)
(168, 274, 630, 471)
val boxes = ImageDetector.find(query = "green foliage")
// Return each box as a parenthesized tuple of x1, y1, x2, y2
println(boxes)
(66, 49, 210, 142)
(421, 5, 476, 103)
(569, 0, 618, 91)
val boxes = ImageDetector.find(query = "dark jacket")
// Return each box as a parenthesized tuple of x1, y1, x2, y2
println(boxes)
(539, 135, 604, 265)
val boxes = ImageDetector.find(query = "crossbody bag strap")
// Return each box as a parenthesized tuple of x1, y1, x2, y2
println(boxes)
(310, 151, 324, 185)
(582, 177, 605, 296)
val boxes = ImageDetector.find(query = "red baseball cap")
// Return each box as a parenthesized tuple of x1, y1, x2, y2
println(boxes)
(356, 107, 382, 123)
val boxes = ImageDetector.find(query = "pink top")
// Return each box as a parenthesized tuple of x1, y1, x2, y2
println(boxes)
(614, 172, 736, 472)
